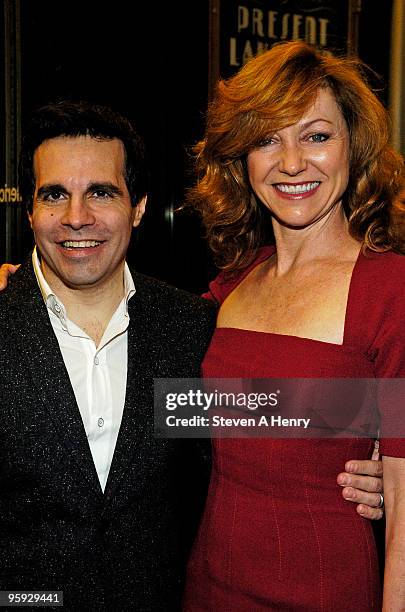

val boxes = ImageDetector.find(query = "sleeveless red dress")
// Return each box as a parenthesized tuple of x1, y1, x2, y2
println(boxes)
(183, 246, 405, 612)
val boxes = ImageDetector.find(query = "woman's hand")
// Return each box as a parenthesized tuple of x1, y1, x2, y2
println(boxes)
(337, 444, 384, 520)
(0, 263, 20, 290)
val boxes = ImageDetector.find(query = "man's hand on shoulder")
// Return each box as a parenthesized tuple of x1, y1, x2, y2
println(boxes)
(0, 264, 20, 290)
(337, 454, 384, 520)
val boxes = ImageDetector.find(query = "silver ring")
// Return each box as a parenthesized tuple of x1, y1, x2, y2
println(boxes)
(377, 493, 384, 509)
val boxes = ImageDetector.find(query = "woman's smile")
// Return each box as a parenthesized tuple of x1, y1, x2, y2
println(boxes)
(273, 181, 321, 199)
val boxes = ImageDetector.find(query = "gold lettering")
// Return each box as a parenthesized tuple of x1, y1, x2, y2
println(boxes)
(242, 40, 254, 64)
(292, 14, 303, 40)
(268, 11, 278, 38)
(229, 38, 240, 66)
(305, 16, 317, 44)
(252, 8, 264, 36)
(0, 185, 23, 203)
(232, 9, 330, 49)
(319, 18, 329, 46)
(281, 13, 290, 39)
(237, 6, 249, 32)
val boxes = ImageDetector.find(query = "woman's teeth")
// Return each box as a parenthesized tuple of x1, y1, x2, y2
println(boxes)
(275, 182, 320, 194)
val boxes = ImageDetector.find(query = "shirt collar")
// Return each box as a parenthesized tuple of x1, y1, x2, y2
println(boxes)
(32, 246, 136, 321)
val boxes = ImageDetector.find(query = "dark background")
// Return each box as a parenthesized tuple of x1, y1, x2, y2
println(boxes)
(1, 0, 395, 293)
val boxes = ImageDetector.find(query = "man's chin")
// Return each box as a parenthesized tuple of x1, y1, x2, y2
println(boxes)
(56, 273, 109, 291)
(43, 265, 109, 293)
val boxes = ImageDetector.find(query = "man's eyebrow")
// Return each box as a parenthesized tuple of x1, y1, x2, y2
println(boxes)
(86, 182, 123, 196)
(36, 184, 68, 198)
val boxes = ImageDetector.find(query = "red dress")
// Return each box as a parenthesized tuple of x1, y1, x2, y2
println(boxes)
(183, 246, 405, 612)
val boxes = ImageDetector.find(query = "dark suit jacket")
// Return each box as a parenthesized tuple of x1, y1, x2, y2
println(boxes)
(0, 258, 216, 611)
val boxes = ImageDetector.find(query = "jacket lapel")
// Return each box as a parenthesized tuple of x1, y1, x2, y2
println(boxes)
(8, 261, 102, 497)
(103, 285, 154, 502)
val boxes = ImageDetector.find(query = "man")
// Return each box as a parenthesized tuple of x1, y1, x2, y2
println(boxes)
(0, 101, 216, 610)
(0, 101, 384, 610)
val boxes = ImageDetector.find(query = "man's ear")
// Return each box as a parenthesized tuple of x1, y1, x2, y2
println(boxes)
(132, 195, 147, 228)
(27, 210, 33, 229)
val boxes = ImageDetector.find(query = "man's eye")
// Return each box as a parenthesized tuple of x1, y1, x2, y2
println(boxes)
(91, 190, 111, 199)
(43, 191, 65, 202)
(308, 133, 329, 143)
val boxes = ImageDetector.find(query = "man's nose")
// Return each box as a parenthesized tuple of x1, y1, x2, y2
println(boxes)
(60, 196, 96, 229)
(278, 143, 307, 175)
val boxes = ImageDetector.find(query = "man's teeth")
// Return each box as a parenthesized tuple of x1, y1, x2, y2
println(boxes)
(276, 182, 320, 194)
(62, 240, 101, 248)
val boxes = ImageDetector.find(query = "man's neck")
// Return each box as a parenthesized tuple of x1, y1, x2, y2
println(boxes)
(43, 264, 126, 346)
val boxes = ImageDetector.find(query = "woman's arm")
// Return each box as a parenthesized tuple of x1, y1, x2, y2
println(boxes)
(0, 263, 19, 289)
(382, 455, 405, 611)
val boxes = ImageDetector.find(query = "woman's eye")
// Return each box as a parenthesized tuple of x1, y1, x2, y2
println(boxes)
(257, 137, 276, 147)
(308, 133, 329, 143)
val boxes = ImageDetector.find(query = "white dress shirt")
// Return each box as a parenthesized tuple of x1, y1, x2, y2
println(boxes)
(32, 247, 135, 491)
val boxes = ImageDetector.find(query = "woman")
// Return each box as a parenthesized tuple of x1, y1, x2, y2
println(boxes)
(184, 42, 405, 611)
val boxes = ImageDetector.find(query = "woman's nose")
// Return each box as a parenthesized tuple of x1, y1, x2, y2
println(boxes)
(278, 143, 307, 175)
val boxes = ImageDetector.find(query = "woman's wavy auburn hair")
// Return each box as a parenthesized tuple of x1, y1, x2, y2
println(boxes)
(188, 41, 404, 271)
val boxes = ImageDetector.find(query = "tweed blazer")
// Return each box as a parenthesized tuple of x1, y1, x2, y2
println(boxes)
(0, 258, 216, 611)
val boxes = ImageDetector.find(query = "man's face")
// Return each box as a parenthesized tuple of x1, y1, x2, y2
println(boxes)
(29, 135, 145, 293)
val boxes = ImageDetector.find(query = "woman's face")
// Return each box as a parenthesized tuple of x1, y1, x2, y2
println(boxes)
(246, 87, 350, 229)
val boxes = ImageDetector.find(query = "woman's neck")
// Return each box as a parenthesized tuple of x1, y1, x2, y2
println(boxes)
(271, 205, 361, 275)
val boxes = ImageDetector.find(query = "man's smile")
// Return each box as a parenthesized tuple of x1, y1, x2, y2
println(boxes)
(60, 240, 104, 249)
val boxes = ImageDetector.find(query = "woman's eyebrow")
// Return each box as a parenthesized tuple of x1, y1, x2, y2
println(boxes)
(300, 118, 334, 129)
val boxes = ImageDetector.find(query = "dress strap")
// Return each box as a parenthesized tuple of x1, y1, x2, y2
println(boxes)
(202, 246, 275, 305)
